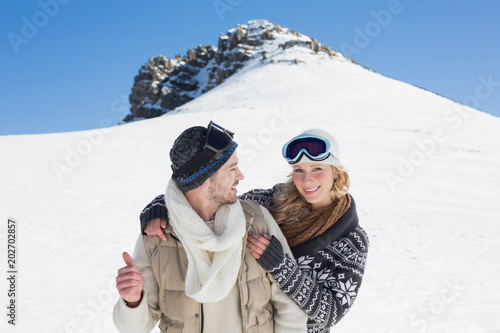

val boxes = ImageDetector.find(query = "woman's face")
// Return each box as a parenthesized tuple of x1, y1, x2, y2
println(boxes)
(292, 162, 337, 210)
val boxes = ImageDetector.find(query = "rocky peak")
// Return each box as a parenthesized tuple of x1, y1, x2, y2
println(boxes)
(123, 20, 343, 123)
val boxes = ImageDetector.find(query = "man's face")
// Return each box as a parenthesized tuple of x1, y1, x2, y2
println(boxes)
(207, 151, 244, 206)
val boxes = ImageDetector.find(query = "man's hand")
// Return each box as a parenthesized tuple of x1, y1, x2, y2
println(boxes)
(116, 252, 144, 308)
(246, 232, 272, 259)
(144, 218, 167, 242)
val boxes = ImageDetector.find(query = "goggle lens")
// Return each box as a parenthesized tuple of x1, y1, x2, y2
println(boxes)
(285, 138, 327, 159)
(205, 121, 234, 152)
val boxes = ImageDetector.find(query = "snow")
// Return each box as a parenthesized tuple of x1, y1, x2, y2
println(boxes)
(185, 61, 212, 99)
(1, 39, 500, 333)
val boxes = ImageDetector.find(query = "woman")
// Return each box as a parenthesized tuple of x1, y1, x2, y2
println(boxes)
(139, 128, 369, 333)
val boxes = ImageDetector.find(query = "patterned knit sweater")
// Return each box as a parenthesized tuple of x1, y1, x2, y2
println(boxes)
(139, 185, 369, 333)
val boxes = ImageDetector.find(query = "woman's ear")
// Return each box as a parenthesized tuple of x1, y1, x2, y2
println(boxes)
(332, 166, 339, 179)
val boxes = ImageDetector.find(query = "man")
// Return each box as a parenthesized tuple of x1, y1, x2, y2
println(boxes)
(113, 121, 307, 333)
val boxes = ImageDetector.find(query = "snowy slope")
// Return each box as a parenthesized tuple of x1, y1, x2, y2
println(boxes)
(2, 36, 500, 333)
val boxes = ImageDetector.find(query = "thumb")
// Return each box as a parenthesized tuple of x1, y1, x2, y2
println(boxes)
(122, 252, 135, 266)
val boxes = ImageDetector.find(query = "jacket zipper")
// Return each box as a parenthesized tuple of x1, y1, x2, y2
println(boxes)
(171, 234, 204, 333)
(170, 234, 204, 332)
(200, 303, 204, 333)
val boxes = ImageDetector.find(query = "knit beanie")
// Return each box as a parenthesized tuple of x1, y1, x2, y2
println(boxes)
(289, 128, 343, 168)
(170, 126, 238, 192)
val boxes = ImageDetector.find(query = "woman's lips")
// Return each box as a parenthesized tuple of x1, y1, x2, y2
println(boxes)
(303, 186, 320, 195)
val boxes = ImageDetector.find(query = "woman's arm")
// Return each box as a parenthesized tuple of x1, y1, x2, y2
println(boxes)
(248, 228, 369, 329)
(238, 185, 280, 208)
(139, 195, 167, 235)
(139, 184, 284, 235)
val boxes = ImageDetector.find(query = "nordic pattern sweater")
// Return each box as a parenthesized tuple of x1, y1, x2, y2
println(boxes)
(139, 185, 369, 333)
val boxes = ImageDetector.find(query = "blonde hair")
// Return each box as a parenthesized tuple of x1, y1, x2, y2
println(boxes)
(270, 165, 351, 225)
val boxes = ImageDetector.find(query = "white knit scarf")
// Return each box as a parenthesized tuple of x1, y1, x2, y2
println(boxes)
(165, 179, 247, 303)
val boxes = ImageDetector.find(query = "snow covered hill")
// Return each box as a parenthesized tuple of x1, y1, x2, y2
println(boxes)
(2, 20, 500, 333)
(124, 20, 343, 122)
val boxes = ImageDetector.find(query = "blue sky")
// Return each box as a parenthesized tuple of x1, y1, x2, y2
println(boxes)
(1, 0, 499, 135)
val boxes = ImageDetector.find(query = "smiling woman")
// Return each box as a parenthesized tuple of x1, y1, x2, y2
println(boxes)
(241, 129, 367, 333)
(292, 162, 336, 209)
(272, 128, 351, 223)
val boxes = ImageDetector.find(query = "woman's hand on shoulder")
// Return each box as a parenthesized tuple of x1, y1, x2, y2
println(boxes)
(144, 218, 167, 242)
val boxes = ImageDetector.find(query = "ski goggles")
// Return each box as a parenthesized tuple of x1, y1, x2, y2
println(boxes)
(173, 121, 235, 178)
(204, 121, 235, 158)
(282, 134, 332, 164)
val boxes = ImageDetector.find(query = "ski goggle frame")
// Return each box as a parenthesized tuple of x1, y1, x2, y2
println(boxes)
(282, 134, 332, 164)
(172, 121, 235, 178)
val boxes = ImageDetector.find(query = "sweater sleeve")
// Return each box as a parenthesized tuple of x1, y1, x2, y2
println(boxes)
(113, 235, 161, 333)
(139, 184, 283, 233)
(139, 195, 168, 234)
(238, 184, 283, 208)
(258, 227, 369, 330)
(258, 206, 308, 333)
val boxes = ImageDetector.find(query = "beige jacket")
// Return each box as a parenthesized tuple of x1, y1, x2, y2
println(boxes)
(113, 200, 307, 333)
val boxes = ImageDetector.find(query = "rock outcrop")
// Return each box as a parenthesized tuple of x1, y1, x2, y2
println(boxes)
(123, 19, 342, 123)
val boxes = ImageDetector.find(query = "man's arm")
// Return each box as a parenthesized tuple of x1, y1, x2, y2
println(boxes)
(113, 235, 161, 333)
(258, 206, 308, 333)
